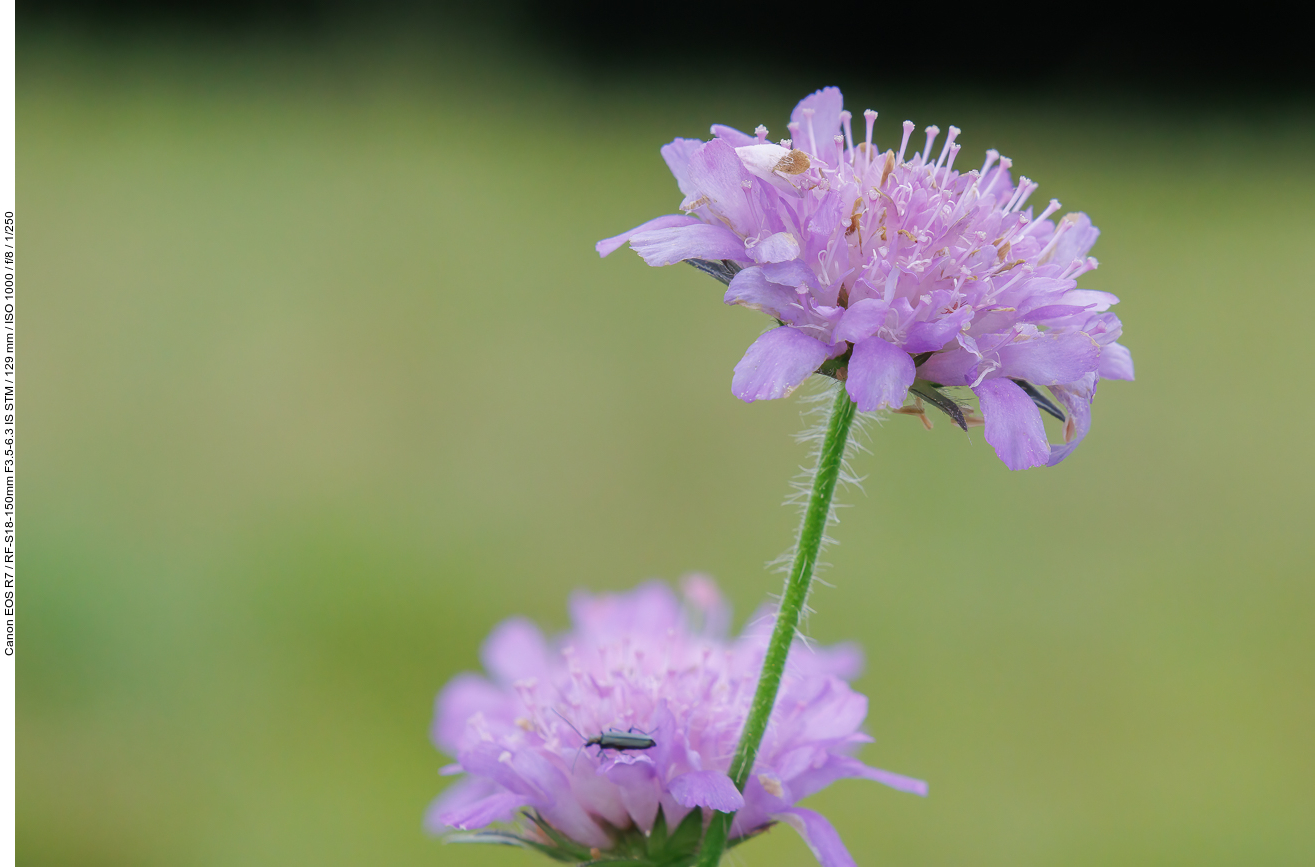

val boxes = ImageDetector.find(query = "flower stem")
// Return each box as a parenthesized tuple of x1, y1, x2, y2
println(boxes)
(697, 385, 858, 867)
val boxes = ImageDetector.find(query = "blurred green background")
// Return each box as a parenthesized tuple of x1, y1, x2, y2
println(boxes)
(18, 18, 1315, 867)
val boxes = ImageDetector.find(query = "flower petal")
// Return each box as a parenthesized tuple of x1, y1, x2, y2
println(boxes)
(832, 298, 889, 344)
(771, 807, 857, 867)
(629, 223, 747, 266)
(569, 581, 682, 642)
(604, 760, 662, 834)
(787, 754, 928, 801)
(845, 336, 915, 412)
(915, 345, 978, 387)
(480, 617, 550, 685)
(660, 138, 707, 199)
(680, 573, 731, 638)
(1047, 212, 1100, 268)
(686, 139, 760, 234)
(998, 331, 1100, 385)
(788, 640, 863, 681)
(731, 328, 831, 403)
(432, 674, 510, 754)
(429, 789, 531, 832)
(668, 770, 745, 812)
(903, 305, 973, 353)
(790, 87, 844, 156)
(758, 259, 817, 291)
(747, 231, 801, 264)
(710, 124, 757, 147)
(973, 378, 1049, 470)
(1061, 288, 1119, 312)
(837, 757, 928, 797)
(1046, 380, 1094, 467)
(1098, 341, 1135, 380)
(596, 214, 700, 258)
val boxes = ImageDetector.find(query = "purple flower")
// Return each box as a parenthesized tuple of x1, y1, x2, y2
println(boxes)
(428, 577, 925, 867)
(598, 88, 1133, 470)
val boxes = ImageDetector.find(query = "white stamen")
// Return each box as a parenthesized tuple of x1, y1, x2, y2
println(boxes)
(839, 110, 854, 161)
(941, 143, 961, 185)
(755, 124, 769, 143)
(1018, 198, 1061, 235)
(1001, 180, 1027, 214)
(1061, 255, 1098, 279)
(980, 156, 1012, 197)
(1010, 178, 1037, 214)
(935, 125, 960, 169)
(921, 125, 940, 164)
(896, 120, 915, 164)
(979, 148, 999, 176)
(1035, 215, 1075, 263)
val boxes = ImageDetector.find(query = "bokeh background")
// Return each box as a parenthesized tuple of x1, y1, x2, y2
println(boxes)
(19, 4, 1315, 865)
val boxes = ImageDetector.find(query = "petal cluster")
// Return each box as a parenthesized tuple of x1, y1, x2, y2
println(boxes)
(598, 88, 1133, 469)
(428, 577, 925, 867)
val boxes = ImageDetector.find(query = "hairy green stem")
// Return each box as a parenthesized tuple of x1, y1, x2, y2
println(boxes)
(696, 386, 858, 867)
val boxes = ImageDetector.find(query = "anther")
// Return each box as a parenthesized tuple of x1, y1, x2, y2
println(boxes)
(755, 124, 769, 142)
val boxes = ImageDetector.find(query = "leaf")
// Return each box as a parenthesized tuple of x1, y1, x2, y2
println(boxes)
(646, 805, 671, 862)
(524, 811, 596, 863)
(664, 807, 704, 859)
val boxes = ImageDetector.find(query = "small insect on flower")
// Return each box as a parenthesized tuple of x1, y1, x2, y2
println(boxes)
(429, 578, 927, 867)
(582, 728, 657, 754)
(552, 709, 656, 770)
(596, 87, 1135, 471)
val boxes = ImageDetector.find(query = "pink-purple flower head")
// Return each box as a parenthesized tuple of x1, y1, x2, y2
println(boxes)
(429, 577, 925, 867)
(598, 87, 1133, 470)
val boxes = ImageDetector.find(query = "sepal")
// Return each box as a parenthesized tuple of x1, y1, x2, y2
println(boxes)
(686, 258, 744, 286)
(908, 380, 970, 431)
